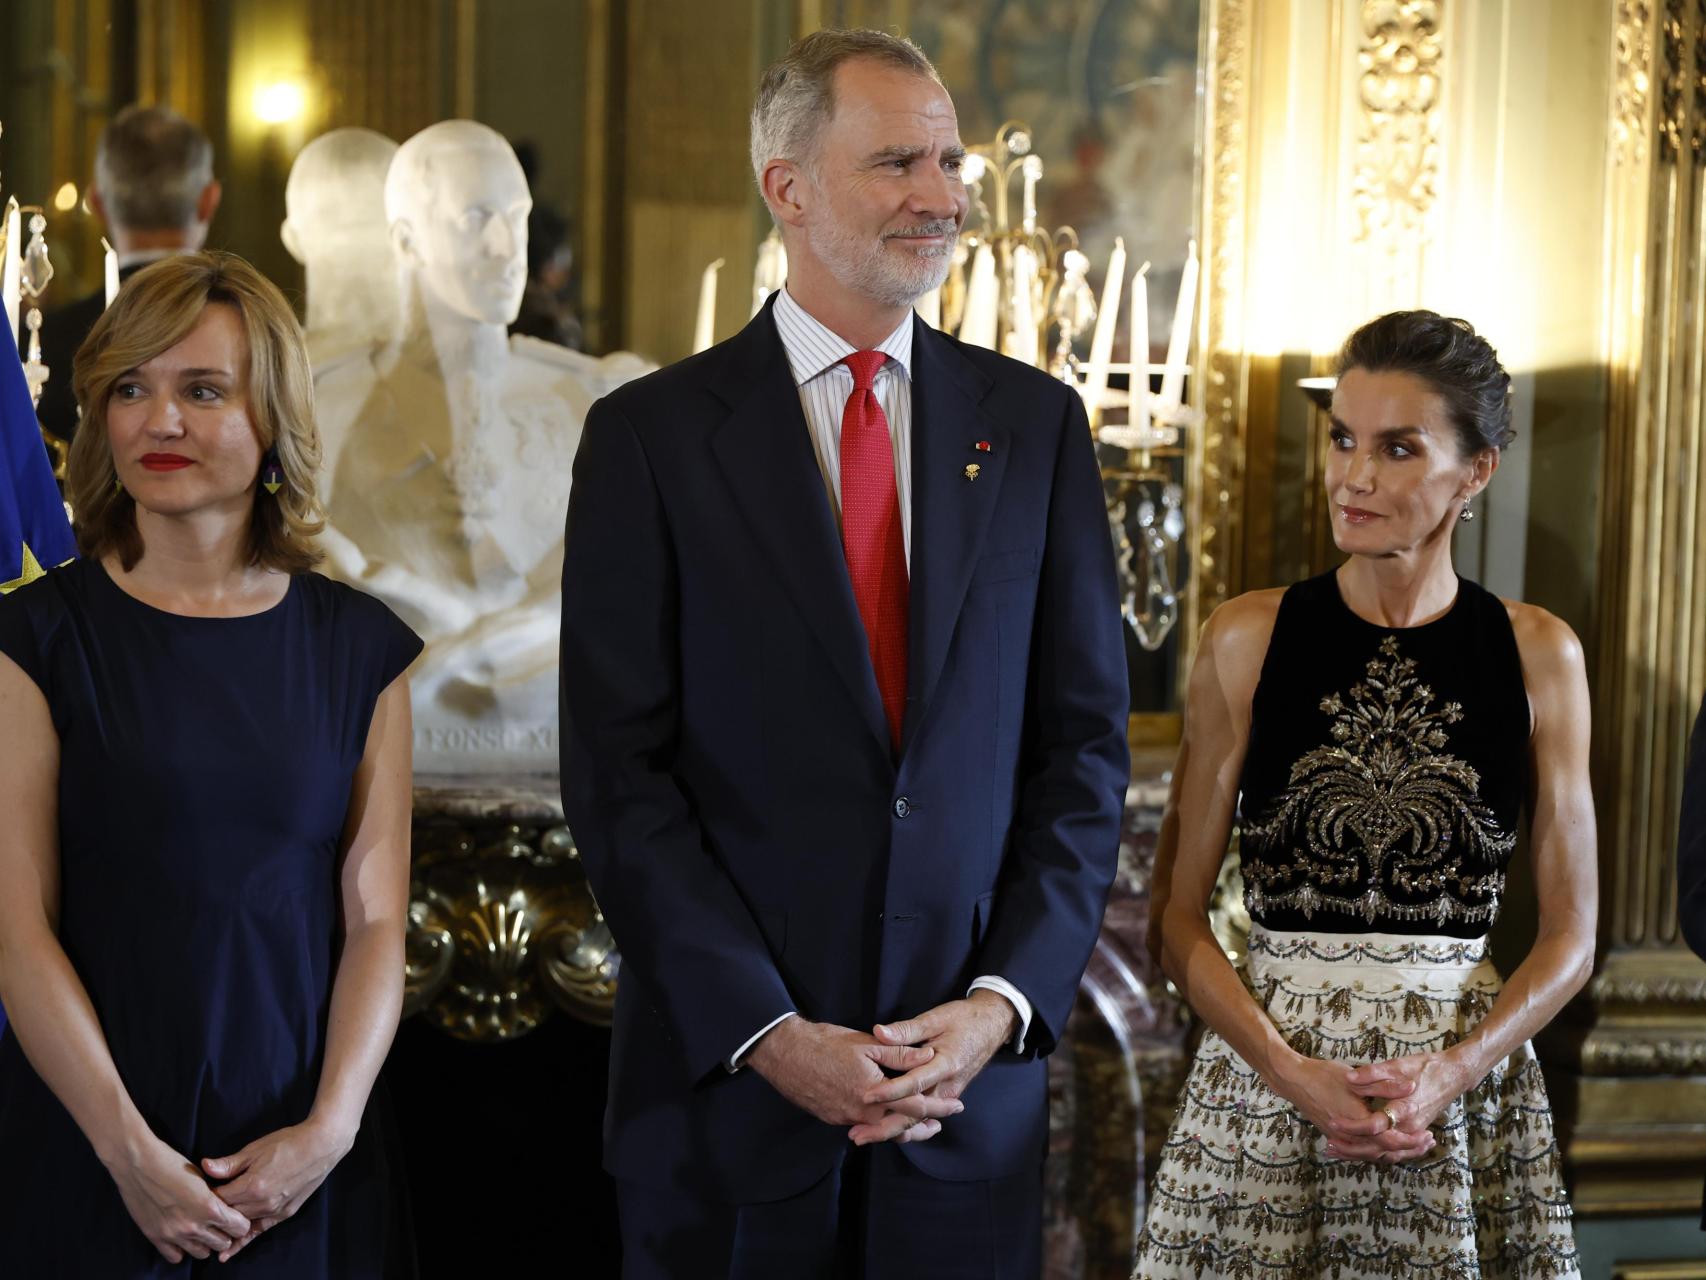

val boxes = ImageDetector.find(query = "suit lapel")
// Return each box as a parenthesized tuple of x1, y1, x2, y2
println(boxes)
(903, 321, 1006, 755)
(708, 301, 891, 755)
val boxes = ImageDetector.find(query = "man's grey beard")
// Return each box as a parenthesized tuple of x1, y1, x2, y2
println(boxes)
(810, 213, 959, 309)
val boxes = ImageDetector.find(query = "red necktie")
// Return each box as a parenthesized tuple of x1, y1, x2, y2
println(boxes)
(839, 350, 909, 752)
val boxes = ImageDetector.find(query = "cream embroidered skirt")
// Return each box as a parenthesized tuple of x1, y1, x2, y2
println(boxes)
(1132, 927, 1580, 1279)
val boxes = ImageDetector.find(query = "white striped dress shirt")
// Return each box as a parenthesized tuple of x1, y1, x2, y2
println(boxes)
(724, 287, 1033, 1071)
(771, 285, 916, 569)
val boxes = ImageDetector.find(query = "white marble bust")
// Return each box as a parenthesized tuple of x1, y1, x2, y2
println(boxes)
(313, 120, 653, 773)
(281, 128, 400, 369)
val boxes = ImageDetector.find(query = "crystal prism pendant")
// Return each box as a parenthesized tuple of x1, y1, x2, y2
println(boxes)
(21, 213, 53, 300)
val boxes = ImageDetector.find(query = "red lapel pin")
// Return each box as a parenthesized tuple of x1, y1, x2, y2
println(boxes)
(974, 440, 992, 453)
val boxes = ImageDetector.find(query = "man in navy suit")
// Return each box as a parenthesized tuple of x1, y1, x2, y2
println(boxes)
(559, 28, 1129, 1279)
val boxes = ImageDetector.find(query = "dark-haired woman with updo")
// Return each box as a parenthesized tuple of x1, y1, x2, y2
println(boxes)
(1133, 312, 1592, 1278)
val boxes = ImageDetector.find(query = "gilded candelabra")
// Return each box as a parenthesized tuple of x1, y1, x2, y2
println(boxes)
(0, 121, 68, 483)
(944, 121, 1200, 652)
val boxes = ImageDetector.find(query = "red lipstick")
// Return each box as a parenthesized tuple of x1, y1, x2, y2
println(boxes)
(139, 453, 193, 471)
(1338, 506, 1381, 524)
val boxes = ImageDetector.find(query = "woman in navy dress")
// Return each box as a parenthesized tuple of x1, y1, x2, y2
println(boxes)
(0, 251, 419, 1275)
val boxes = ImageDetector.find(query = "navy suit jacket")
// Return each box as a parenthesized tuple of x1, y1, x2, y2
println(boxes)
(558, 296, 1129, 1201)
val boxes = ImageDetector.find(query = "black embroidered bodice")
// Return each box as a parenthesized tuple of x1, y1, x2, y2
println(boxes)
(1237, 572, 1530, 938)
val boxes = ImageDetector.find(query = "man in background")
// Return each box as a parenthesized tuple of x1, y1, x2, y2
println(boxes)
(35, 104, 220, 442)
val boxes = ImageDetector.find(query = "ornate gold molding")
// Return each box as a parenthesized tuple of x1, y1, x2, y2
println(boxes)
(1590, 972, 1706, 1005)
(1582, 1036, 1706, 1075)
(1612, 1262, 1706, 1280)
(1191, 0, 1253, 648)
(1352, 0, 1443, 252)
(403, 781, 618, 1042)
(1613, 1, 1654, 167)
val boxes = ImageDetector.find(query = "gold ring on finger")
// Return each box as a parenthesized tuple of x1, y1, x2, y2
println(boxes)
(1382, 1107, 1399, 1130)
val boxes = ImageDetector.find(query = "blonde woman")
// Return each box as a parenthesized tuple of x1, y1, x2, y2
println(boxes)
(0, 251, 419, 1276)
(1135, 312, 1593, 1278)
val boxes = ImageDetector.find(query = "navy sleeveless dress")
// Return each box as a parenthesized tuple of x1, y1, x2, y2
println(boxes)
(0, 557, 421, 1277)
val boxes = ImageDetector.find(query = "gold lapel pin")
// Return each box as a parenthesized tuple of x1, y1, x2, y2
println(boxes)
(964, 463, 981, 481)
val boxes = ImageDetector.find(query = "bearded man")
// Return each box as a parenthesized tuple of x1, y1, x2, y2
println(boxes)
(559, 28, 1129, 1279)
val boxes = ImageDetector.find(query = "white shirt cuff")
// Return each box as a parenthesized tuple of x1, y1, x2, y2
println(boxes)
(726, 1011, 796, 1073)
(968, 976, 1032, 1054)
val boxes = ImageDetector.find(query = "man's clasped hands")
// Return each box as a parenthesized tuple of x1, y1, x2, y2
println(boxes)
(746, 989, 1018, 1146)
(752, 992, 1466, 1165)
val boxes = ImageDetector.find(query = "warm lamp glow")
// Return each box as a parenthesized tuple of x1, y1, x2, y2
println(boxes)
(253, 79, 308, 126)
(52, 182, 78, 212)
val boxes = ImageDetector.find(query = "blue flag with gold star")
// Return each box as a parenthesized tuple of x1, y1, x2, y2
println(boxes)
(0, 315, 74, 596)
(1, 316, 74, 1041)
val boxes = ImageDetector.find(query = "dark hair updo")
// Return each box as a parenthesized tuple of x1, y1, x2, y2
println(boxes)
(1335, 310, 1514, 453)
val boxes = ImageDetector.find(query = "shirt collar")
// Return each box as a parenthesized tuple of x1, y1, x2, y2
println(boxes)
(772, 285, 913, 387)
(115, 247, 187, 272)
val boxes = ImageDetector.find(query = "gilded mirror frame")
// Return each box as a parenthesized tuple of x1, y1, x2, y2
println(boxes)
(1173, 0, 1252, 721)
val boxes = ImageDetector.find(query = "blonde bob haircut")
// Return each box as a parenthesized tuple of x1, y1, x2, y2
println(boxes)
(67, 249, 324, 573)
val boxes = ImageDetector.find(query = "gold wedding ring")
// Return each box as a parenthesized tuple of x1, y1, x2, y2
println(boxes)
(1382, 1106, 1399, 1130)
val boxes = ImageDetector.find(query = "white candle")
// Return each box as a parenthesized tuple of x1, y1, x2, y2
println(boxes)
(1021, 156, 1042, 235)
(1082, 237, 1125, 424)
(1131, 262, 1151, 436)
(751, 230, 786, 317)
(103, 238, 119, 309)
(1007, 244, 1039, 366)
(2, 199, 19, 349)
(958, 242, 998, 350)
(915, 286, 941, 329)
(693, 257, 723, 354)
(1158, 239, 1198, 408)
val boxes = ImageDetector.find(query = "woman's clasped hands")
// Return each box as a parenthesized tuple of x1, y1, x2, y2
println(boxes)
(108, 1117, 353, 1264)
(200, 1118, 354, 1261)
(1272, 1048, 1474, 1165)
(106, 1131, 250, 1265)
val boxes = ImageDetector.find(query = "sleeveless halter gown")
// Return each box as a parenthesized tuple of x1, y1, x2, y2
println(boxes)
(1133, 571, 1580, 1279)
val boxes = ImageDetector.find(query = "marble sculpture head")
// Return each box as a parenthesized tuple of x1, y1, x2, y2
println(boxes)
(281, 128, 400, 341)
(384, 120, 532, 328)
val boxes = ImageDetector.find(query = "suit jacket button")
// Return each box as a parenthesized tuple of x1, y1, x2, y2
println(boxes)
(893, 797, 911, 819)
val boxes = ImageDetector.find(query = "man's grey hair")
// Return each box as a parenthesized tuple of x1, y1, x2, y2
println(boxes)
(93, 105, 215, 231)
(749, 28, 941, 192)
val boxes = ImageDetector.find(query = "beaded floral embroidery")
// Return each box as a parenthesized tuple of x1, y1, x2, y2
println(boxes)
(1242, 635, 1515, 928)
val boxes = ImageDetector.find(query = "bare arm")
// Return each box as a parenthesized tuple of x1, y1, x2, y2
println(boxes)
(1150, 595, 1288, 1076)
(1460, 608, 1597, 1067)
(1344, 606, 1597, 1148)
(206, 674, 413, 1254)
(1151, 595, 1428, 1155)
(0, 653, 250, 1262)
(315, 672, 414, 1136)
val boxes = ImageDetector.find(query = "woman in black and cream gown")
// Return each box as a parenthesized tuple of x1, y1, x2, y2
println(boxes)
(1134, 311, 1593, 1279)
